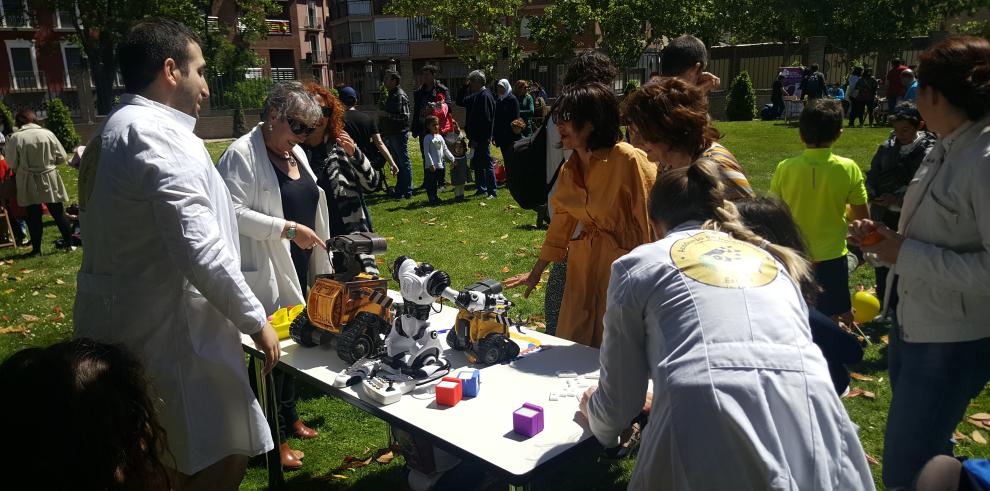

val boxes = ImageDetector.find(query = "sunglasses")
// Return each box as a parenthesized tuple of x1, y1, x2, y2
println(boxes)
(286, 116, 317, 136)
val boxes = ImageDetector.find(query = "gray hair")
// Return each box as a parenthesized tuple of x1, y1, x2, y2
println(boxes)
(467, 70, 486, 86)
(262, 81, 321, 126)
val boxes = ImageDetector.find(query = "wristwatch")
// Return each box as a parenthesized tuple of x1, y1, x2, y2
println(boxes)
(286, 221, 297, 240)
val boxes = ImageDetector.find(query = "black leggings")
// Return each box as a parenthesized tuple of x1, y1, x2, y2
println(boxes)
(25, 202, 74, 253)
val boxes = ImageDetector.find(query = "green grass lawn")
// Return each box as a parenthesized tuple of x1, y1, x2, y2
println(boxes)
(2, 121, 987, 490)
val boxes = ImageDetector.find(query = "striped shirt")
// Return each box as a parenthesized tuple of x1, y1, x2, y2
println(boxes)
(703, 143, 755, 200)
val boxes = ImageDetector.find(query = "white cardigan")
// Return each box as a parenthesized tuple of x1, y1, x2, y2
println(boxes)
(216, 123, 333, 313)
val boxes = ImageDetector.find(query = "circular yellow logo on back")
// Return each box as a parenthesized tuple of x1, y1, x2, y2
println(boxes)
(670, 232, 778, 288)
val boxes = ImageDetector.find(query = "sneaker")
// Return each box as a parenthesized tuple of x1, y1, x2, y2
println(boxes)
(485, 195, 496, 200)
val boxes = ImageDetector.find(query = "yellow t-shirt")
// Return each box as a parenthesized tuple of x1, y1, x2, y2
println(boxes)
(770, 148, 868, 262)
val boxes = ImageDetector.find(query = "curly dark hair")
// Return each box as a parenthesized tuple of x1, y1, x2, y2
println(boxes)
(917, 36, 990, 121)
(0, 339, 172, 490)
(304, 82, 345, 139)
(562, 51, 619, 86)
(552, 82, 621, 151)
(621, 78, 721, 160)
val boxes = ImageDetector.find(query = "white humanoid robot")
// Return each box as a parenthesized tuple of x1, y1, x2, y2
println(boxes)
(341, 256, 506, 405)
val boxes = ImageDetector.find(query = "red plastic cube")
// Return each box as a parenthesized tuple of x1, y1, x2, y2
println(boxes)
(435, 377, 463, 407)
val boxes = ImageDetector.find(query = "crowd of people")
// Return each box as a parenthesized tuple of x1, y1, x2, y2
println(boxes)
(0, 15, 988, 491)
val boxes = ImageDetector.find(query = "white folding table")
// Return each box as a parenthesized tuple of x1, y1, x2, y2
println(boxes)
(242, 292, 602, 489)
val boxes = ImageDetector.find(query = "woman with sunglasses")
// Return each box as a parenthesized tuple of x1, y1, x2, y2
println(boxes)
(217, 81, 332, 470)
(301, 82, 383, 275)
(504, 82, 656, 348)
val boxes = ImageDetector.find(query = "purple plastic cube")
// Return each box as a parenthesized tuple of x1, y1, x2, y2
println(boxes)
(512, 403, 544, 437)
(456, 369, 481, 397)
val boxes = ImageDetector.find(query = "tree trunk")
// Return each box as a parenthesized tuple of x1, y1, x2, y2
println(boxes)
(93, 35, 117, 115)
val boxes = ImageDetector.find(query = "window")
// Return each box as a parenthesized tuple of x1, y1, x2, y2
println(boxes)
(307, 0, 318, 27)
(54, 2, 80, 29)
(5, 39, 39, 89)
(348, 21, 373, 43)
(409, 17, 433, 41)
(374, 18, 408, 42)
(61, 43, 85, 88)
(519, 16, 531, 38)
(0, 0, 30, 28)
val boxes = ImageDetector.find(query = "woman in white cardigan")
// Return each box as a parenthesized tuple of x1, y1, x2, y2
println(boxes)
(216, 81, 332, 470)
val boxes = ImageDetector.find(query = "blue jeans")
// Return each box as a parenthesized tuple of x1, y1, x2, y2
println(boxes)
(471, 142, 496, 196)
(883, 320, 990, 488)
(384, 132, 413, 197)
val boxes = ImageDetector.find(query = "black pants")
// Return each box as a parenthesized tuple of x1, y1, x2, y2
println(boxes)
(26, 202, 73, 254)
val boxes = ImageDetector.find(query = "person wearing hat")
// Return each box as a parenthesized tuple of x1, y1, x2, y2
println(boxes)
(339, 86, 398, 188)
(864, 101, 936, 310)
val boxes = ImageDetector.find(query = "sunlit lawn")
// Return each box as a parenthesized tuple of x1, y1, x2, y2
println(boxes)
(2, 121, 986, 489)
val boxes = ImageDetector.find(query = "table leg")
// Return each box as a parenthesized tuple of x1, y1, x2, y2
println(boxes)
(252, 357, 285, 488)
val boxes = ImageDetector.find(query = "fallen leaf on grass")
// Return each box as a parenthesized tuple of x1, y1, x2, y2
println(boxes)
(55, 278, 66, 285)
(862, 390, 876, 400)
(844, 388, 864, 399)
(479, 201, 487, 207)
(53, 306, 62, 313)
(849, 372, 873, 381)
(18, 269, 33, 274)
(501, 266, 510, 273)
(1, 315, 7, 322)
(972, 430, 988, 445)
(45, 293, 57, 299)
(53, 312, 66, 321)
(866, 453, 880, 465)
(375, 450, 394, 464)
(500, 234, 509, 240)
(21, 314, 39, 322)
(967, 417, 990, 430)
(2, 289, 14, 294)
(970, 413, 990, 421)
(31, 291, 38, 296)
(0, 326, 28, 335)
(955, 430, 968, 441)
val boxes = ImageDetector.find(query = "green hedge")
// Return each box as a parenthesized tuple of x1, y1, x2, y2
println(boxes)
(43, 98, 81, 151)
(726, 71, 757, 121)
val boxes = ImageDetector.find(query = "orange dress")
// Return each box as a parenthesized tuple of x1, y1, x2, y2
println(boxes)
(540, 142, 657, 347)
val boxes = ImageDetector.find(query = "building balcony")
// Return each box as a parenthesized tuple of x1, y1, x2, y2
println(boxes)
(303, 17, 322, 31)
(271, 67, 296, 81)
(334, 42, 408, 60)
(305, 51, 329, 66)
(0, 9, 31, 28)
(331, 1, 372, 20)
(266, 19, 291, 35)
(9, 71, 45, 92)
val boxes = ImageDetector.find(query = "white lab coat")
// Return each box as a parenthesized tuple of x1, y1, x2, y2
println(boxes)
(73, 95, 273, 474)
(216, 124, 333, 312)
(588, 224, 875, 490)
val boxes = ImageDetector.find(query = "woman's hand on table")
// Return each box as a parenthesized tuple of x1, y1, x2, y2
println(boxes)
(579, 386, 598, 420)
(291, 223, 328, 251)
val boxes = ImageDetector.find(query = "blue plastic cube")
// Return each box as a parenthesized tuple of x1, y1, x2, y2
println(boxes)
(456, 369, 481, 398)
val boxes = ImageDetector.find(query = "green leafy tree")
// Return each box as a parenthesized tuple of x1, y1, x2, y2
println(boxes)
(38, 0, 278, 115)
(0, 99, 14, 134)
(726, 71, 757, 121)
(43, 98, 81, 150)
(527, 0, 597, 62)
(386, 0, 526, 74)
(232, 101, 247, 137)
(230, 77, 273, 109)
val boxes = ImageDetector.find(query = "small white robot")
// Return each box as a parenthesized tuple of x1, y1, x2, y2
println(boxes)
(338, 256, 509, 405)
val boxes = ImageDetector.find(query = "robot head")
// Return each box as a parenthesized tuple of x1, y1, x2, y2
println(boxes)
(414, 263, 436, 277)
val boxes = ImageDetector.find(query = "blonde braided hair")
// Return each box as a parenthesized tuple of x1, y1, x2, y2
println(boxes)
(650, 159, 813, 287)
(704, 200, 813, 287)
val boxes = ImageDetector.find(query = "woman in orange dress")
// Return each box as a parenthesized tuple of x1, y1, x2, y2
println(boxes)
(505, 83, 656, 348)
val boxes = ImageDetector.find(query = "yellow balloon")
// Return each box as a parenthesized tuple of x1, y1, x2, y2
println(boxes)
(851, 291, 881, 324)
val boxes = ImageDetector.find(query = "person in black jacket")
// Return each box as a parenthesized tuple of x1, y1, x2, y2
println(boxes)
(411, 64, 448, 139)
(865, 102, 936, 307)
(493, 78, 521, 161)
(379, 70, 413, 199)
(456, 70, 497, 198)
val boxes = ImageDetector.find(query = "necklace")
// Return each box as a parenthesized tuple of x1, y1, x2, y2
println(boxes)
(266, 146, 296, 166)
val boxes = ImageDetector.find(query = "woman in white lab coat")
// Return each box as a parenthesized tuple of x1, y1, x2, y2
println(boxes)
(216, 81, 332, 469)
(581, 159, 875, 490)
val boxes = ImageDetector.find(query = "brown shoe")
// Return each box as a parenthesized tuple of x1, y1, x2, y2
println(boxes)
(292, 419, 319, 440)
(280, 442, 303, 469)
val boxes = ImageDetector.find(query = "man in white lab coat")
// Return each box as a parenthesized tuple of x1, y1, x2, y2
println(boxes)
(73, 19, 280, 489)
